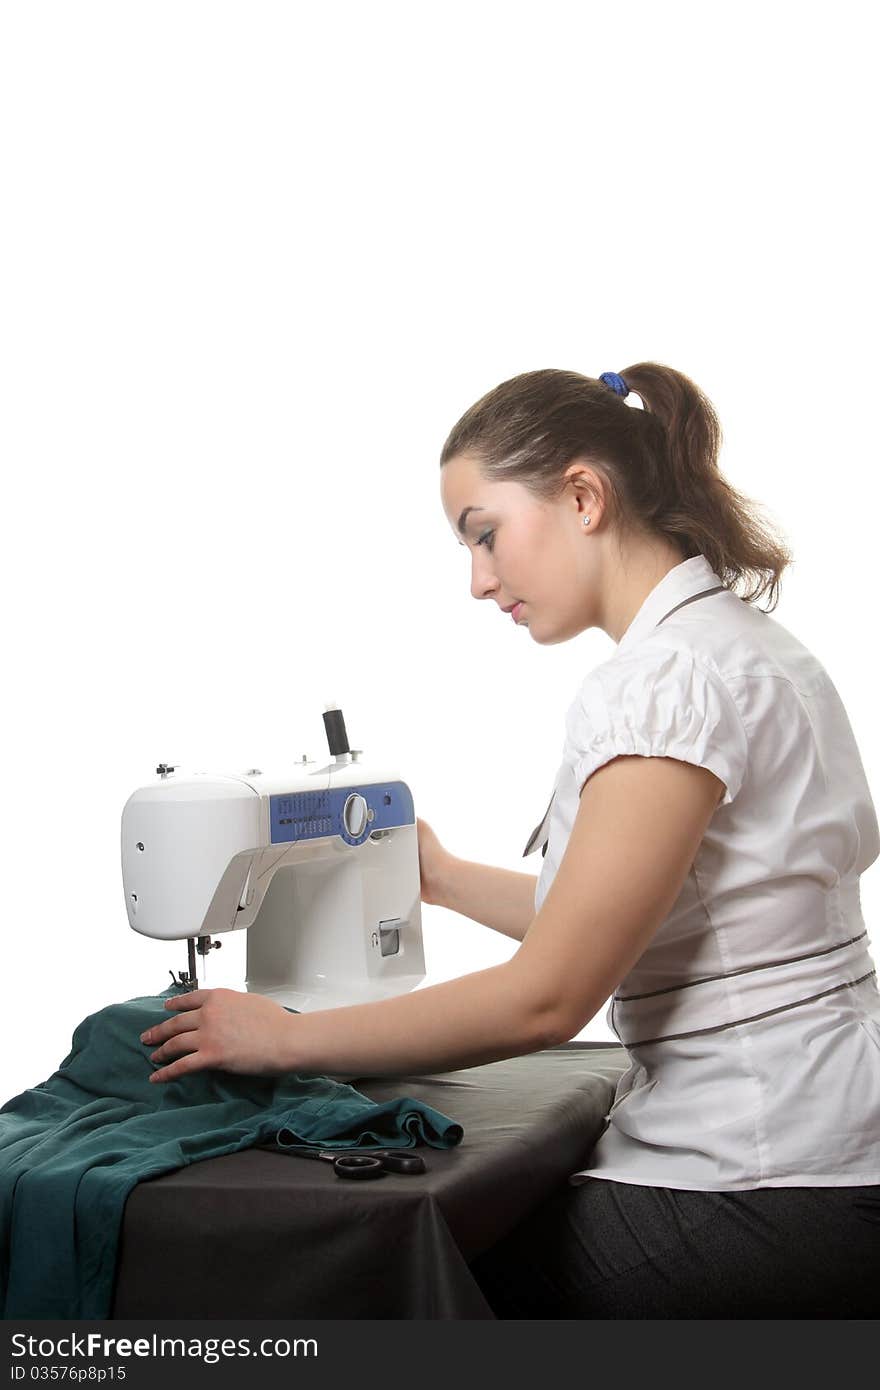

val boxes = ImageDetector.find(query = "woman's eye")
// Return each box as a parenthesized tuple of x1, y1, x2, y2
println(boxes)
(476, 530, 495, 552)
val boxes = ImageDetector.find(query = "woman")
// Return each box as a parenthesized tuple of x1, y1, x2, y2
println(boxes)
(142, 362, 880, 1317)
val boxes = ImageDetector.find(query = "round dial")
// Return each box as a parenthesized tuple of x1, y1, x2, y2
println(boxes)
(343, 793, 369, 838)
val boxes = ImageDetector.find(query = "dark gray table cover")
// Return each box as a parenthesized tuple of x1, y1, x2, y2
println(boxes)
(111, 1042, 628, 1319)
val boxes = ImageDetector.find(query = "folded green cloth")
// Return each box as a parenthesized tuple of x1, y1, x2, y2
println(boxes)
(0, 986, 463, 1318)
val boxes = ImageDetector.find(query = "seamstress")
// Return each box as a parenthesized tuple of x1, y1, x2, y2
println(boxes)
(141, 362, 880, 1317)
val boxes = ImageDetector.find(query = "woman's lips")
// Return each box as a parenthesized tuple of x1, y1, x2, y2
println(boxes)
(511, 602, 524, 621)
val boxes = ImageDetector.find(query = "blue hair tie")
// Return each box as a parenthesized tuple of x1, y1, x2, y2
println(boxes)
(600, 371, 629, 397)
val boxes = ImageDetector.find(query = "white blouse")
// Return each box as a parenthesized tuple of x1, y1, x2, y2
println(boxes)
(527, 554, 880, 1190)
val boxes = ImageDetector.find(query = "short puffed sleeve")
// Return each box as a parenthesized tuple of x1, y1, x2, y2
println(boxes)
(564, 644, 748, 806)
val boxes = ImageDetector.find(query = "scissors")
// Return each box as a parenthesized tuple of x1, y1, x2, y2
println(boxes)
(285, 1146, 427, 1180)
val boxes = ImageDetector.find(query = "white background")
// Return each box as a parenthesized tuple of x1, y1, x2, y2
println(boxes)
(1, 1, 877, 1101)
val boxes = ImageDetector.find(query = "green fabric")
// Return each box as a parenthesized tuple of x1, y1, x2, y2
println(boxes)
(0, 986, 463, 1319)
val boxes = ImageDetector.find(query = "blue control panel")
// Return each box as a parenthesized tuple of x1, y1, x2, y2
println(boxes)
(269, 780, 415, 848)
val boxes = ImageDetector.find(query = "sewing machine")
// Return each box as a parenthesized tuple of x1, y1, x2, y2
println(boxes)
(120, 706, 426, 1010)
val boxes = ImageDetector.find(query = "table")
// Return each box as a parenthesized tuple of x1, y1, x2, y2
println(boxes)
(111, 1042, 628, 1319)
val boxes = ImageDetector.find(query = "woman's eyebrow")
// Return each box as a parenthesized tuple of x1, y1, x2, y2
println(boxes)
(457, 505, 486, 536)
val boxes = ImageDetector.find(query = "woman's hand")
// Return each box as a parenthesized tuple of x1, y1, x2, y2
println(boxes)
(417, 817, 454, 906)
(140, 988, 294, 1083)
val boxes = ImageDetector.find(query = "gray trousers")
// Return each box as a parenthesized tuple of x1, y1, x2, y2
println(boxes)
(468, 1178, 880, 1318)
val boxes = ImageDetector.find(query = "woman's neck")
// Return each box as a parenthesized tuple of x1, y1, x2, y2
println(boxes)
(602, 538, 688, 644)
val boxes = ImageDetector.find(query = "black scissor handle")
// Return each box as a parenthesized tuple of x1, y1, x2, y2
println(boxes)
(333, 1154, 386, 1180)
(371, 1150, 426, 1174)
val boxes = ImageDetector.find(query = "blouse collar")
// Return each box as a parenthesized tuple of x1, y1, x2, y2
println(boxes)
(616, 554, 725, 655)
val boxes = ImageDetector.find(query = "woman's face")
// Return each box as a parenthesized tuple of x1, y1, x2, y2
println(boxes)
(440, 452, 605, 646)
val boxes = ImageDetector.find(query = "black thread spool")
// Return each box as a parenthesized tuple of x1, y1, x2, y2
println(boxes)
(323, 707, 351, 757)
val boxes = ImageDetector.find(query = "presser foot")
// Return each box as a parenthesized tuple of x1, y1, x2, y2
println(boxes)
(169, 969, 197, 991)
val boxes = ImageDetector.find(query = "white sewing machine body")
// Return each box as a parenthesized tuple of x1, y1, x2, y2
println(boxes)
(121, 719, 426, 1011)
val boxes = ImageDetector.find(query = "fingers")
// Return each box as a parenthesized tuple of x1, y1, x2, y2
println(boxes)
(141, 988, 220, 1044)
(149, 1051, 207, 1084)
(149, 1026, 201, 1065)
(164, 990, 209, 1012)
(142, 991, 222, 1082)
(141, 1012, 200, 1046)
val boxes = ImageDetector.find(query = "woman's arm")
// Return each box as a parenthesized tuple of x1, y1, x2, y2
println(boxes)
(436, 856, 539, 941)
(144, 960, 558, 1083)
(142, 753, 725, 1082)
(514, 754, 726, 1041)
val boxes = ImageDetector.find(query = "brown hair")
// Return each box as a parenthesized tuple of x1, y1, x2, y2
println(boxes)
(439, 362, 792, 610)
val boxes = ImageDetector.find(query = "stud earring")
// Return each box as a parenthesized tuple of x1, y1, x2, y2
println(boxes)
(583, 516, 591, 526)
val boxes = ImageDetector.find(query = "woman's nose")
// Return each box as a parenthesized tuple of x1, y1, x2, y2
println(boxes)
(470, 555, 499, 601)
